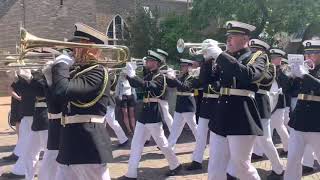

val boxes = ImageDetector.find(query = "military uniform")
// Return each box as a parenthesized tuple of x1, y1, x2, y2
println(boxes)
(10, 76, 36, 177)
(248, 40, 284, 177)
(208, 21, 264, 180)
(124, 50, 180, 179)
(167, 59, 198, 148)
(189, 58, 220, 169)
(284, 39, 320, 180)
(269, 49, 290, 154)
(53, 23, 113, 180)
(19, 70, 49, 180)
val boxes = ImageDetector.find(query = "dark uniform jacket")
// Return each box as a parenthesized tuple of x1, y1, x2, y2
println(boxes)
(273, 66, 292, 111)
(195, 59, 220, 122)
(167, 72, 196, 113)
(127, 69, 165, 124)
(17, 77, 36, 117)
(30, 71, 49, 131)
(255, 63, 275, 119)
(10, 80, 23, 124)
(289, 64, 320, 132)
(52, 62, 113, 165)
(211, 48, 267, 136)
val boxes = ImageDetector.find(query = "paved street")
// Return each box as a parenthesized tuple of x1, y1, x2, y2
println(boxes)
(0, 97, 319, 180)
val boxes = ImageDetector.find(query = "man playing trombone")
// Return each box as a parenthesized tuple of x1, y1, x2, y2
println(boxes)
(51, 23, 113, 180)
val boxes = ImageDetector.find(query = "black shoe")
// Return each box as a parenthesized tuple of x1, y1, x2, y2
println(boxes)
(0, 172, 25, 179)
(267, 170, 284, 180)
(117, 175, 137, 180)
(251, 153, 264, 160)
(117, 140, 129, 148)
(186, 161, 202, 171)
(227, 173, 238, 180)
(166, 164, 182, 176)
(1, 153, 19, 162)
(302, 165, 314, 174)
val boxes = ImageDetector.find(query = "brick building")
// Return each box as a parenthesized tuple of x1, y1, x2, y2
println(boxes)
(0, 0, 191, 95)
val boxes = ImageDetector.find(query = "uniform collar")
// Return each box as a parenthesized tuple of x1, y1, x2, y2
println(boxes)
(229, 47, 251, 59)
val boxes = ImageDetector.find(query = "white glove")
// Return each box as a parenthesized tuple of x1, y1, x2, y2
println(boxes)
(189, 67, 200, 77)
(292, 65, 308, 78)
(54, 54, 74, 67)
(205, 46, 223, 60)
(277, 88, 283, 95)
(18, 69, 32, 81)
(166, 68, 176, 79)
(126, 62, 137, 78)
(42, 61, 54, 86)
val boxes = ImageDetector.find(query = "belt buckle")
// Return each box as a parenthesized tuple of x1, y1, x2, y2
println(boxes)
(221, 88, 230, 96)
(61, 116, 66, 127)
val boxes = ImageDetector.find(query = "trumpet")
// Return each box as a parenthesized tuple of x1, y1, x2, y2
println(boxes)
(177, 38, 226, 55)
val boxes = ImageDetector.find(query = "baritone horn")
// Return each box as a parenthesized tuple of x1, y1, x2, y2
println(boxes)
(176, 38, 226, 55)
(19, 27, 130, 65)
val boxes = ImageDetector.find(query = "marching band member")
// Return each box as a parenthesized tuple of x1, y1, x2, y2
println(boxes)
(207, 21, 267, 180)
(284, 39, 320, 180)
(52, 23, 113, 180)
(167, 58, 198, 148)
(121, 50, 181, 180)
(22, 70, 49, 180)
(269, 48, 290, 156)
(1, 72, 23, 163)
(1, 70, 36, 179)
(186, 39, 220, 171)
(248, 39, 284, 178)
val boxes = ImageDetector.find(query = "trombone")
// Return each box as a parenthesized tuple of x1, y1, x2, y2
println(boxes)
(19, 27, 130, 63)
(176, 38, 226, 55)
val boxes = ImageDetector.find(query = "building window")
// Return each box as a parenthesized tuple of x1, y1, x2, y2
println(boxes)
(60, 0, 63, 6)
(106, 15, 129, 45)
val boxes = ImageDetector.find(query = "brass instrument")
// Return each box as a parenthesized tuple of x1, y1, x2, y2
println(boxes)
(0, 28, 130, 70)
(177, 38, 226, 55)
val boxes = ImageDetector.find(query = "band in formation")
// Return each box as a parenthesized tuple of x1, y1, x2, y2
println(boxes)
(1, 20, 320, 180)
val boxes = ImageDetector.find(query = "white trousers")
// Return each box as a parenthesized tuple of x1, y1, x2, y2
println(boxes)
(126, 122, 180, 178)
(159, 100, 173, 131)
(191, 117, 209, 163)
(284, 130, 320, 180)
(208, 132, 260, 180)
(23, 130, 48, 180)
(38, 150, 59, 180)
(254, 119, 283, 174)
(270, 108, 289, 152)
(55, 163, 111, 180)
(302, 145, 316, 167)
(105, 106, 128, 144)
(12, 116, 33, 175)
(168, 112, 197, 148)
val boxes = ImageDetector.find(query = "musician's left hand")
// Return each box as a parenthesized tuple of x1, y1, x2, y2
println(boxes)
(54, 54, 74, 67)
